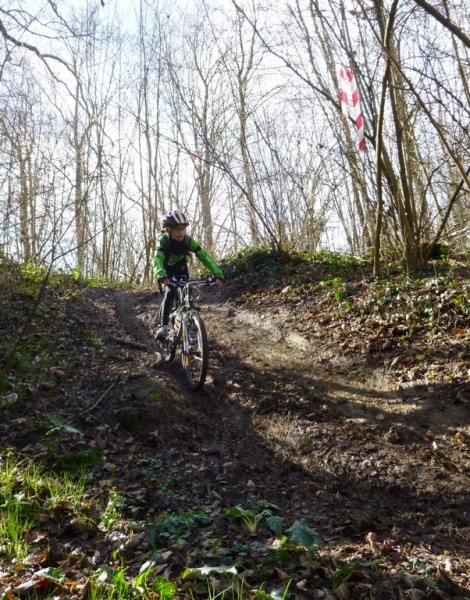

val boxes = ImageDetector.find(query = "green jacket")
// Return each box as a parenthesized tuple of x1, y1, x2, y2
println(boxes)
(152, 232, 223, 279)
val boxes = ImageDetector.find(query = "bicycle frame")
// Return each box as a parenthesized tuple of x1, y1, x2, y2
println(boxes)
(170, 275, 212, 326)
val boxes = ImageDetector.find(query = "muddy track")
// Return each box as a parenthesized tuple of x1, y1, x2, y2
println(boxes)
(108, 287, 470, 590)
(3, 282, 469, 599)
(204, 303, 469, 526)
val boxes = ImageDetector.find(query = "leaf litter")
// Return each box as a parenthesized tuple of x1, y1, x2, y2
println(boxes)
(0, 266, 469, 598)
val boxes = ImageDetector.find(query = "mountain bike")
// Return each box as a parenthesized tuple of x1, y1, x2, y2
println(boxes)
(156, 277, 214, 391)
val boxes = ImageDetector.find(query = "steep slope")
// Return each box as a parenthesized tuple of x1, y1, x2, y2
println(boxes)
(1, 279, 469, 598)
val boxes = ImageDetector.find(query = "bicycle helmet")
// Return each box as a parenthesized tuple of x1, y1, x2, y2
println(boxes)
(162, 210, 189, 228)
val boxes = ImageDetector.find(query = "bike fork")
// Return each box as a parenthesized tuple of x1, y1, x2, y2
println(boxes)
(181, 313, 190, 365)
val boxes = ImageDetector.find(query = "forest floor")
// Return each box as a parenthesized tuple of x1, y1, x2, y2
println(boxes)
(1, 260, 469, 599)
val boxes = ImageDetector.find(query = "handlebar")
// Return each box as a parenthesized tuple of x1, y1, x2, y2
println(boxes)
(167, 276, 218, 287)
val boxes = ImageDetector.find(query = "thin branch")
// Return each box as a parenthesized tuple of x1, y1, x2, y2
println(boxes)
(412, 0, 470, 48)
(0, 15, 76, 84)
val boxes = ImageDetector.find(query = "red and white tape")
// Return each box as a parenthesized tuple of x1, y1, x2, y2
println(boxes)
(336, 65, 365, 153)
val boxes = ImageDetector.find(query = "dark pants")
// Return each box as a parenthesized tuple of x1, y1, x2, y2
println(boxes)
(159, 265, 189, 326)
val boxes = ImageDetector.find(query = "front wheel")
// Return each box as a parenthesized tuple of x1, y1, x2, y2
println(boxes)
(181, 312, 209, 391)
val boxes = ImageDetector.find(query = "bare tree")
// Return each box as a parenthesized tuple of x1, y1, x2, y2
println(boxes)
(1, 0, 468, 279)
(232, 0, 469, 270)
(163, 11, 230, 253)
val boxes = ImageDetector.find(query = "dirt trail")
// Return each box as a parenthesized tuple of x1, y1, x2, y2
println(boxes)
(3, 277, 469, 598)
(113, 286, 470, 586)
(23, 284, 465, 596)
(204, 299, 469, 527)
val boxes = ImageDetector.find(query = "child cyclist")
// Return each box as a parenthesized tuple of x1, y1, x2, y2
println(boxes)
(153, 210, 224, 340)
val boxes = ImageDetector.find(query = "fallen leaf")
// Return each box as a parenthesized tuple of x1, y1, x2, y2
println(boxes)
(333, 583, 350, 600)
(274, 567, 290, 580)
(26, 531, 48, 544)
(382, 538, 396, 552)
(366, 532, 380, 555)
(0, 393, 18, 408)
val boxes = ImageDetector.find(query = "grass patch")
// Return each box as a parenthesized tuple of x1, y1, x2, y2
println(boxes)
(0, 453, 87, 562)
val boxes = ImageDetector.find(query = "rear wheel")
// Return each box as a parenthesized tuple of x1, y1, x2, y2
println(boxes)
(181, 312, 208, 390)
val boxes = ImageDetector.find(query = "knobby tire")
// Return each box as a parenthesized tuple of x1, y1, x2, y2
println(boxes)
(181, 312, 209, 391)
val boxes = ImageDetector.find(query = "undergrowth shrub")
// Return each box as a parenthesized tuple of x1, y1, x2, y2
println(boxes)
(223, 247, 371, 286)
